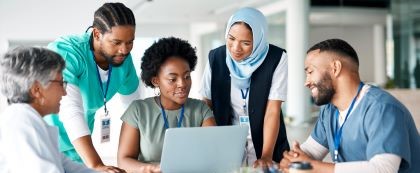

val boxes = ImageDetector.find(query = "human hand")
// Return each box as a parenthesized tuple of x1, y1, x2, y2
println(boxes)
(279, 150, 297, 173)
(140, 164, 161, 173)
(288, 141, 312, 163)
(95, 165, 126, 173)
(279, 141, 313, 173)
(253, 157, 273, 168)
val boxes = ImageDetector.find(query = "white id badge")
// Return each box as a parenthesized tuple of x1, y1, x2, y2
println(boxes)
(100, 110, 111, 143)
(239, 115, 250, 128)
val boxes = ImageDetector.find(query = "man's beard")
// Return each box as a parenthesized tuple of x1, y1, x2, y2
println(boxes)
(312, 73, 335, 106)
(100, 51, 127, 67)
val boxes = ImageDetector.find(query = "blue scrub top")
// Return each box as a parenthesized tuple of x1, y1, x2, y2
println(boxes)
(311, 86, 420, 173)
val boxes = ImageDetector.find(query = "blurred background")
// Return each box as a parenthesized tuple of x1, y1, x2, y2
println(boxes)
(1, 0, 419, 165)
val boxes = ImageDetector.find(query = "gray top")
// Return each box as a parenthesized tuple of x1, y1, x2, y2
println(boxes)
(121, 97, 214, 163)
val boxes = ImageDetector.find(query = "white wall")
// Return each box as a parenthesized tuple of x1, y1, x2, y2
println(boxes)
(0, 0, 97, 41)
(0, 0, 191, 54)
(136, 23, 190, 40)
(309, 25, 376, 83)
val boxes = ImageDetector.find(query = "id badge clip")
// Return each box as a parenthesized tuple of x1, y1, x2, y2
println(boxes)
(239, 115, 250, 128)
(100, 109, 111, 143)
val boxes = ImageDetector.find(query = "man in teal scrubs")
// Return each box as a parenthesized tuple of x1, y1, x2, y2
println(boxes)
(45, 2, 139, 172)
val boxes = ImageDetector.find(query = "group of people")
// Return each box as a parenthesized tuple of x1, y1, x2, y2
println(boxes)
(0, 2, 419, 173)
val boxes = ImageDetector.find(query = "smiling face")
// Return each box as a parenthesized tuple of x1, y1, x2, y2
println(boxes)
(44, 72, 67, 114)
(33, 71, 67, 116)
(226, 22, 253, 62)
(304, 50, 336, 106)
(94, 25, 135, 66)
(153, 57, 192, 110)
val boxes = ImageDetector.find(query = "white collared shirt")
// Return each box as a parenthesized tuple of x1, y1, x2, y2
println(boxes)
(0, 103, 96, 173)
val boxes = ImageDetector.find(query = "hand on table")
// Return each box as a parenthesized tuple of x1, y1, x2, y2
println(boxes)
(140, 164, 161, 173)
(253, 157, 274, 168)
(95, 165, 126, 173)
(279, 141, 313, 173)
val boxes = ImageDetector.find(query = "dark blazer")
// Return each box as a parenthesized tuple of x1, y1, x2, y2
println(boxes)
(208, 44, 290, 162)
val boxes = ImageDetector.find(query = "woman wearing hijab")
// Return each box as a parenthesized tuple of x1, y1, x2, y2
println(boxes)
(200, 7, 290, 168)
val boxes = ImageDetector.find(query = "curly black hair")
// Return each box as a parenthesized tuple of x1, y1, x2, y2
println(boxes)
(141, 37, 197, 88)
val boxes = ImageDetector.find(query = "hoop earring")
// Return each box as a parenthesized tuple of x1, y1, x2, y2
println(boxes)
(154, 88, 160, 96)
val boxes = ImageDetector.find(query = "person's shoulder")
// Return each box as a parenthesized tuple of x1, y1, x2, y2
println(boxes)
(209, 45, 226, 56)
(183, 98, 212, 118)
(0, 104, 42, 130)
(269, 44, 285, 50)
(185, 98, 204, 105)
(211, 45, 226, 52)
(48, 33, 91, 52)
(365, 86, 400, 104)
(2, 104, 30, 118)
(124, 98, 158, 120)
(364, 85, 410, 114)
(53, 32, 89, 43)
(208, 45, 227, 67)
(184, 98, 209, 109)
(317, 103, 335, 119)
(269, 44, 286, 52)
(142, 97, 156, 104)
(1, 105, 16, 126)
(129, 98, 154, 107)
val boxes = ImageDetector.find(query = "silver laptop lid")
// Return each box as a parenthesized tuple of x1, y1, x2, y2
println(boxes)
(160, 125, 248, 173)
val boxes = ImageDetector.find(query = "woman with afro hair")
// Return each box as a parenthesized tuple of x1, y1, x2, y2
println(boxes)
(117, 37, 216, 172)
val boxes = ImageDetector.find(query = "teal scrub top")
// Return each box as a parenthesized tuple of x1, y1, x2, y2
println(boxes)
(44, 32, 139, 161)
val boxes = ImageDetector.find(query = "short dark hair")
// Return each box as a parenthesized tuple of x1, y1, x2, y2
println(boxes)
(92, 2, 135, 33)
(141, 37, 197, 88)
(307, 38, 359, 66)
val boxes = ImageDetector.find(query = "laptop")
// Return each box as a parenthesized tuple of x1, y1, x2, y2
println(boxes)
(160, 125, 248, 173)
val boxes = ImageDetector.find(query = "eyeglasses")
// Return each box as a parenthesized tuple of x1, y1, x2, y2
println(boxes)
(49, 80, 68, 89)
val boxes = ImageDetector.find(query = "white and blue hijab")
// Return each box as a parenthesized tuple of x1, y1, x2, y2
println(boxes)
(225, 7, 269, 89)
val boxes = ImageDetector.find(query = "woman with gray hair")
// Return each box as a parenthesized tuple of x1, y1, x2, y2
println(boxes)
(0, 47, 97, 173)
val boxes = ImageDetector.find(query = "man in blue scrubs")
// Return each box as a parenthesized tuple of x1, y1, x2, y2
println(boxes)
(280, 39, 420, 173)
(45, 2, 139, 172)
